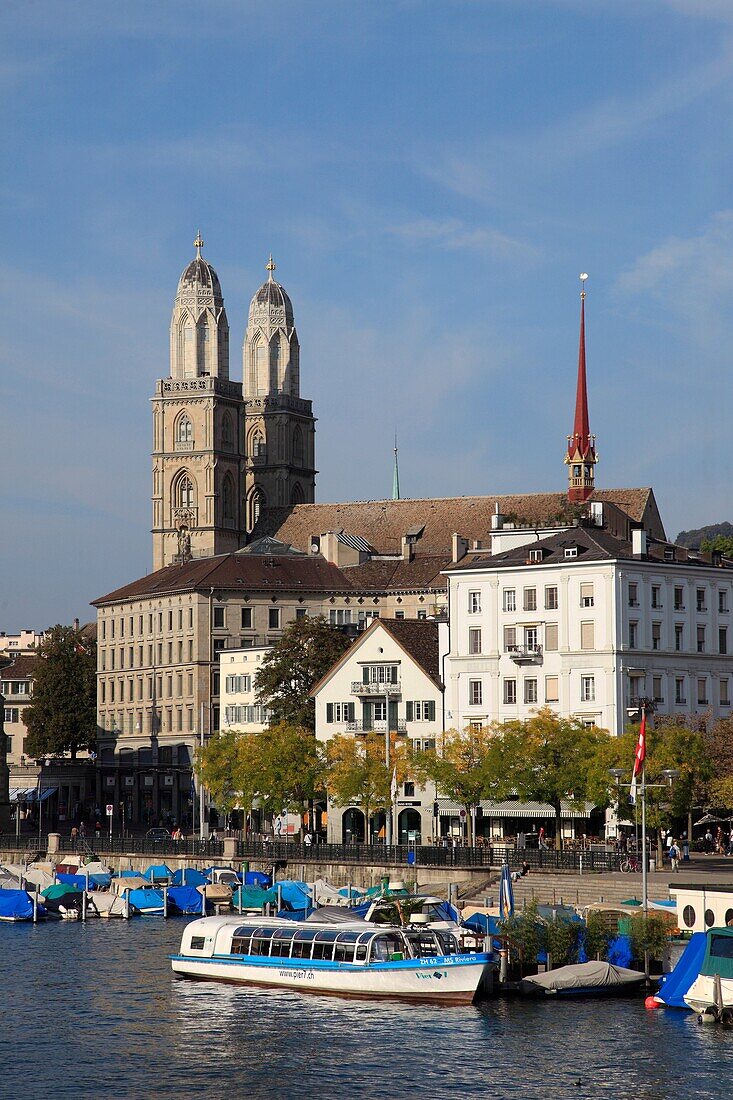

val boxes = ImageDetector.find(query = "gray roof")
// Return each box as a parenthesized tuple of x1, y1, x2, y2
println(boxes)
(177, 256, 223, 299)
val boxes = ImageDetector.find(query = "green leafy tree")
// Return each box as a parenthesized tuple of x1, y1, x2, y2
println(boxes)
(195, 730, 259, 819)
(326, 733, 410, 838)
(700, 534, 733, 558)
(255, 615, 351, 731)
(254, 722, 326, 834)
(703, 717, 733, 808)
(497, 709, 613, 849)
(411, 726, 505, 844)
(24, 625, 97, 759)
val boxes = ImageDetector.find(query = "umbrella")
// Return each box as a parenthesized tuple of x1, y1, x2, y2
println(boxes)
(694, 813, 723, 826)
(499, 864, 514, 920)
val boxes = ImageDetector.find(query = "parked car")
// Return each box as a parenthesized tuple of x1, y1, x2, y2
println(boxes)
(145, 828, 171, 842)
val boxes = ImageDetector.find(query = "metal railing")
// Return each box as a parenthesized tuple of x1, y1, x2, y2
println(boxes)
(235, 839, 622, 872)
(351, 681, 401, 696)
(346, 720, 407, 733)
(56, 835, 224, 858)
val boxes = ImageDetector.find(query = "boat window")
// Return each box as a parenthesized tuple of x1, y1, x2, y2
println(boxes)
(231, 936, 252, 955)
(291, 940, 313, 959)
(436, 932, 458, 955)
(369, 934, 404, 962)
(682, 905, 695, 929)
(710, 934, 733, 959)
(293, 929, 317, 942)
(334, 942, 355, 963)
(405, 931, 442, 957)
(269, 935, 292, 958)
(726, 909, 733, 926)
(311, 941, 334, 961)
(335, 931, 360, 944)
(313, 930, 339, 942)
(355, 944, 368, 962)
(705, 909, 715, 928)
(189, 936, 206, 951)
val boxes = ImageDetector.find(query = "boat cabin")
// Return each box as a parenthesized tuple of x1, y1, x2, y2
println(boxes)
(671, 884, 733, 934)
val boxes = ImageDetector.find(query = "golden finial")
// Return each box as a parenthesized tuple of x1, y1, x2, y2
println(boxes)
(194, 231, 204, 257)
(266, 254, 276, 279)
(580, 272, 589, 300)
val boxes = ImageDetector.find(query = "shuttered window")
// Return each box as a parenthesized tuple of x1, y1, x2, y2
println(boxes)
(580, 583, 594, 607)
(545, 623, 558, 651)
(580, 621, 595, 650)
(545, 676, 559, 703)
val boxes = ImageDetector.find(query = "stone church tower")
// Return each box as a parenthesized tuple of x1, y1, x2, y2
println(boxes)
(152, 240, 316, 568)
(242, 258, 316, 530)
(152, 235, 246, 569)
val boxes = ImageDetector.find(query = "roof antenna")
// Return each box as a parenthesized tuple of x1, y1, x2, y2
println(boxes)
(392, 432, 400, 501)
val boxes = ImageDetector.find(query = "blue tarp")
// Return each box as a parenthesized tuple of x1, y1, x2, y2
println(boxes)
(607, 934, 633, 968)
(430, 900, 460, 923)
(127, 888, 165, 914)
(277, 881, 312, 910)
(144, 865, 174, 883)
(245, 871, 271, 888)
(0, 890, 44, 920)
(463, 912, 503, 936)
(168, 886, 206, 915)
(56, 872, 109, 890)
(655, 933, 707, 1008)
(171, 868, 207, 887)
(276, 907, 316, 921)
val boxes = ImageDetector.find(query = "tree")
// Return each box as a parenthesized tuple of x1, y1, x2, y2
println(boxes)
(24, 624, 97, 759)
(703, 717, 733, 808)
(497, 709, 613, 849)
(255, 615, 351, 731)
(700, 534, 733, 558)
(326, 733, 410, 837)
(195, 730, 259, 820)
(412, 726, 505, 845)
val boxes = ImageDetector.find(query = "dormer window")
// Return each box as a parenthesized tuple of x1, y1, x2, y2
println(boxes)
(528, 548, 543, 563)
(664, 548, 675, 562)
(564, 546, 578, 559)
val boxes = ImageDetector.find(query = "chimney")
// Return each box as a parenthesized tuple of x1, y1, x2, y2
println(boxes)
(631, 528, 647, 558)
(73, 617, 80, 631)
(401, 536, 414, 562)
(452, 533, 468, 563)
(491, 504, 504, 531)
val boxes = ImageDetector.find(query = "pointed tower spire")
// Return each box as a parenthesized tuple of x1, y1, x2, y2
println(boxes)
(392, 433, 401, 501)
(565, 273, 597, 502)
(266, 254, 276, 281)
(194, 230, 204, 257)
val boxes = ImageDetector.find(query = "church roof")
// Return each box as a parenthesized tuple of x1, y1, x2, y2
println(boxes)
(177, 255, 223, 300)
(251, 488, 664, 557)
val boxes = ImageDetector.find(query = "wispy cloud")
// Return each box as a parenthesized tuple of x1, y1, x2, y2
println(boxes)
(387, 216, 540, 262)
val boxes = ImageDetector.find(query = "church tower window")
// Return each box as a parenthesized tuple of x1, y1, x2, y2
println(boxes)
(177, 473, 195, 511)
(249, 488, 265, 529)
(175, 414, 193, 448)
(222, 475, 235, 525)
(252, 431, 266, 460)
(293, 427, 303, 466)
(222, 412, 233, 450)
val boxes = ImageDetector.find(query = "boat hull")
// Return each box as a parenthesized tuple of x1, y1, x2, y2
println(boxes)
(684, 974, 733, 1013)
(171, 953, 490, 1004)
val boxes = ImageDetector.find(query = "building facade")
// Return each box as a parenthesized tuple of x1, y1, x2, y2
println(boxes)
(444, 516, 733, 736)
(312, 618, 444, 845)
(220, 646, 272, 733)
(0, 629, 45, 658)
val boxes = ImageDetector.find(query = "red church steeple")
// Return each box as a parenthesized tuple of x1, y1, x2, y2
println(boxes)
(565, 273, 597, 502)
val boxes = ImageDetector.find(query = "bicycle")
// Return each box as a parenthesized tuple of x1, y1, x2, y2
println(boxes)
(620, 855, 642, 873)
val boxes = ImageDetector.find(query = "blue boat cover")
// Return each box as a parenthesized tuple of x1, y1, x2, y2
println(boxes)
(127, 888, 164, 913)
(607, 934, 633, 968)
(276, 907, 316, 921)
(56, 872, 110, 891)
(171, 868, 207, 887)
(655, 933, 707, 1008)
(118, 869, 141, 878)
(463, 912, 503, 936)
(167, 886, 206, 915)
(0, 890, 44, 920)
(144, 865, 174, 882)
(277, 881, 312, 910)
(245, 871, 271, 888)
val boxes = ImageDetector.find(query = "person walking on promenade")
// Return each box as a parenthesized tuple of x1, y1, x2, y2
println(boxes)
(71, 825, 78, 851)
(669, 840, 680, 872)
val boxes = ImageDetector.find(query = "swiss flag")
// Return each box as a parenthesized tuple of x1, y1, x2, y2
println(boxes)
(633, 711, 646, 778)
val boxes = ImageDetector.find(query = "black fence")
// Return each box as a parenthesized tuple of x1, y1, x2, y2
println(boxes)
(235, 839, 623, 873)
(56, 835, 224, 859)
(0, 835, 47, 853)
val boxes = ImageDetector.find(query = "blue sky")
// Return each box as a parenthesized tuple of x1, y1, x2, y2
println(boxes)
(3, 0, 733, 630)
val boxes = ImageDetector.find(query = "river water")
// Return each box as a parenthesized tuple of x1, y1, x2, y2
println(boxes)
(1, 919, 731, 1100)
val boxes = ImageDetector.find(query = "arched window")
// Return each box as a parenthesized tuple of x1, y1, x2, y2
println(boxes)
(290, 482, 304, 506)
(255, 339, 268, 396)
(176, 473, 195, 510)
(249, 488, 265, 529)
(252, 431, 267, 461)
(176, 414, 193, 446)
(221, 412, 233, 450)
(222, 475, 235, 524)
(196, 321, 209, 374)
(293, 427, 303, 466)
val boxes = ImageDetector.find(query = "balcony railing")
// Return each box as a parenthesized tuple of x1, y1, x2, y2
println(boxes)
(351, 681, 402, 696)
(346, 720, 407, 733)
(507, 644, 543, 664)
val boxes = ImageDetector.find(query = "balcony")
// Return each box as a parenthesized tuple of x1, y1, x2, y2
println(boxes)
(346, 720, 407, 733)
(351, 680, 402, 696)
(507, 644, 543, 665)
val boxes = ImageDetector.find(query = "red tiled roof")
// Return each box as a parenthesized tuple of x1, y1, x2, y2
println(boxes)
(0, 655, 40, 680)
(252, 488, 663, 555)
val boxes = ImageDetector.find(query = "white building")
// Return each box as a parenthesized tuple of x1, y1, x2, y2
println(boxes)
(444, 511, 733, 736)
(219, 646, 272, 733)
(0, 630, 45, 658)
(312, 618, 444, 845)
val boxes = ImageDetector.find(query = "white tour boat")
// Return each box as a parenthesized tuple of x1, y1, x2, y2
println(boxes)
(171, 915, 493, 1004)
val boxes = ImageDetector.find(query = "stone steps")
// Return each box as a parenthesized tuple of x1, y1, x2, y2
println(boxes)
(462, 870, 673, 909)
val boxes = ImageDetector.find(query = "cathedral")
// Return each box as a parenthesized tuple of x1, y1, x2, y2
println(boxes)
(151, 235, 316, 570)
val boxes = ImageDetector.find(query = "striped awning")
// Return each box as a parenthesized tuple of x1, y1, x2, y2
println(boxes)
(437, 799, 596, 820)
(8, 786, 58, 803)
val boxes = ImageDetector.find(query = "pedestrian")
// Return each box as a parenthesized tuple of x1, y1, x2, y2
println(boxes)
(538, 826, 547, 851)
(95, 821, 101, 839)
(303, 832, 312, 848)
(681, 831, 689, 861)
(669, 839, 680, 871)
(71, 825, 78, 851)
(79, 821, 86, 839)
(705, 828, 713, 853)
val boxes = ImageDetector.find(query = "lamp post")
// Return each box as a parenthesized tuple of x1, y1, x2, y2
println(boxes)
(610, 698, 679, 981)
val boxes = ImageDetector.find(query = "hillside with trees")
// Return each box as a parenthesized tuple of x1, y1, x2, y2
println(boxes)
(676, 521, 733, 551)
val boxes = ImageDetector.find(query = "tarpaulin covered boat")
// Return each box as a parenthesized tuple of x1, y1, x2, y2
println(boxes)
(519, 961, 646, 997)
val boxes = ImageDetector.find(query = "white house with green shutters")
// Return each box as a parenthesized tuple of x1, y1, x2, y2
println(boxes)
(312, 618, 444, 845)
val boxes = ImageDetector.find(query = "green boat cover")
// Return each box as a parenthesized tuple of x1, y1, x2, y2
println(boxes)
(700, 927, 733, 981)
(42, 883, 82, 900)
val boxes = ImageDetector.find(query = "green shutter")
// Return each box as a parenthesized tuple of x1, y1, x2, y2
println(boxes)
(362, 702, 373, 731)
(362, 667, 369, 684)
(406, 701, 414, 722)
(390, 666, 398, 684)
(347, 702, 355, 723)
(426, 700, 436, 722)
(388, 700, 398, 729)
(326, 703, 333, 723)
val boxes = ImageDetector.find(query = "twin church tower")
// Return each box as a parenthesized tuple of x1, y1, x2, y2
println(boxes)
(151, 236, 316, 569)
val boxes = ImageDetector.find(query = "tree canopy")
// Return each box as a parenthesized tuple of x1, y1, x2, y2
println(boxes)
(24, 624, 97, 759)
(326, 733, 410, 829)
(412, 726, 505, 843)
(255, 615, 351, 730)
